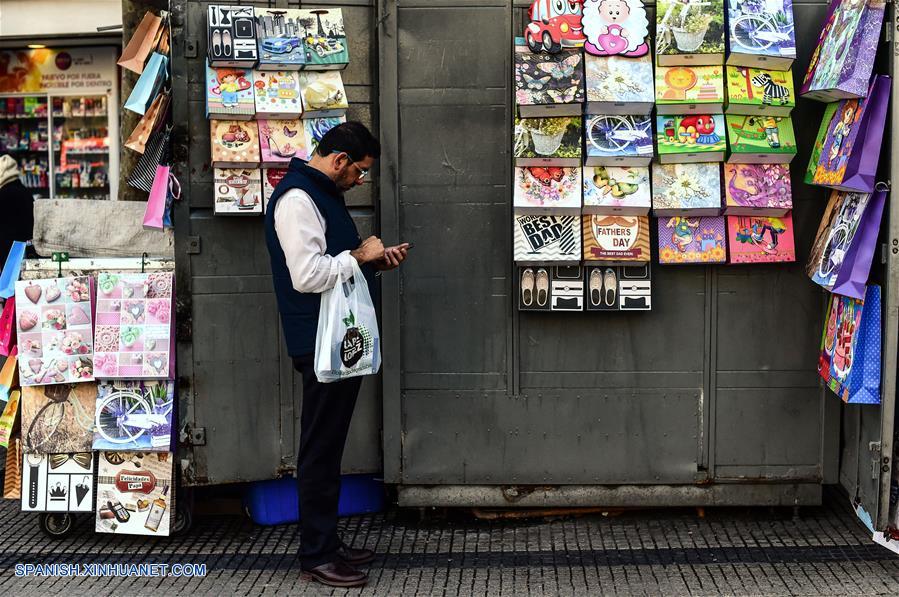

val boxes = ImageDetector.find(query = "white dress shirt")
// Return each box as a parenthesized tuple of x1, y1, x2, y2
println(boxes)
(273, 188, 357, 293)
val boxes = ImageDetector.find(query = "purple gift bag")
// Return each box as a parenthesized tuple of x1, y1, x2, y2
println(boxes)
(830, 189, 886, 299)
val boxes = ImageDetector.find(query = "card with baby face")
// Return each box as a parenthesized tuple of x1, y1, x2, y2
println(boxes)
(15, 277, 94, 386)
(93, 272, 174, 380)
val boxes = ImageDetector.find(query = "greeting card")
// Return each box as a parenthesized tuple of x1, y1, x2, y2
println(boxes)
(726, 114, 797, 163)
(515, 43, 585, 118)
(727, 0, 796, 70)
(582, 0, 650, 57)
(651, 163, 722, 215)
(727, 214, 796, 263)
(20, 384, 97, 453)
(723, 163, 792, 215)
(584, 114, 653, 166)
(213, 168, 263, 215)
(582, 215, 651, 263)
(15, 277, 94, 386)
(210, 120, 260, 167)
(585, 53, 654, 114)
(21, 451, 94, 512)
(252, 70, 303, 118)
(297, 71, 348, 118)
(205, 61, 255, 119)
(207, 5, 258, 68)
(514, 214, 582, 264)
(726, 66, 794, 116)
(93, 272, 174, 380)
(513, 166, 582, 213)
(255, 8, 307, 70)
(96, 451, 174, 536)
(297, 8, 350, 70)
(93, 381, 174, 451)
(655, 65, 725, 113)
(514, 117, 582, 166)
(655, 0, 725, 65)
(583, 166, 651, 215)
(304, 116, 346, 156)
(657, 114, 727, 163)
(657, 216, 728, 264)
(262, 167, 288, 214)
(258, 119, 308, 167)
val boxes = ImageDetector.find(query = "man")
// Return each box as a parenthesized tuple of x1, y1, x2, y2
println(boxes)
(264, 122, 408, 588)
(0, 154, 34, 267)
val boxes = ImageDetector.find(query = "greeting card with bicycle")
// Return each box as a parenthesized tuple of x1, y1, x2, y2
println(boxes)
(15, 276, 95, 386)
(726, 0, 796, 70)
(93, 381, 174, 452)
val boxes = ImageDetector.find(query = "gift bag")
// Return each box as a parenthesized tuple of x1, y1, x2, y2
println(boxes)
(124, 52, 169, 115)
(0, 297, 16, 356)
(812, 75, 890, 192)
(830, 189, 886, 299)
(314, 259, 381, 383)
(0, 240, 26, 299)
(3, 434, 21, 499)
(143, 167, 172, 230)
(822, 286, 882, 404)
(124, 90, 170, 153)
(801, 0, 887, 101)
(117, 11, 162, 74)
(0, 346, 17, 403)
(0, 389, 20, 448)
(162, 174, 181, 229)
(128, 126, 171, 192)
(808, 190, 874, 294)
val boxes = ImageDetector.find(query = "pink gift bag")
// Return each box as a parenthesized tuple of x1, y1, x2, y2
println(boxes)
(143, 167, 179, 230)
(0, 297, 15, 357)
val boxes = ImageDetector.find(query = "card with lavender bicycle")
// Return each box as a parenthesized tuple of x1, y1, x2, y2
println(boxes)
(727, 0, 796, 69)
(15, 276, 95, 386)
(93, 272, 174, 380)
(93, 380, 174, 452)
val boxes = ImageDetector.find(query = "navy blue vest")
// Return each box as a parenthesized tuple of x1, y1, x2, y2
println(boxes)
(265, 158, 375, 356)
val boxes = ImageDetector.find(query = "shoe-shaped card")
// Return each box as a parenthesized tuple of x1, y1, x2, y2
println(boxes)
(518, 267, 552, 311)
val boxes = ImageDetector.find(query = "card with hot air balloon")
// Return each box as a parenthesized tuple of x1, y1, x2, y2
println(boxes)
(727, 214, 796, 263)
(723, 163, 792, 215)
(655, 65, 724, 114)
(258, 119, 308, 167)
(297, 71, 348, 118)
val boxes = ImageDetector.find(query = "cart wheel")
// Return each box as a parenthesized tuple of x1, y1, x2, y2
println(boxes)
(39, 512, 76, 539)
(172, 500, 193, 536)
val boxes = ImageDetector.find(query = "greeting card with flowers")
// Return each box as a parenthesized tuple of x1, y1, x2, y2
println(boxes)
(93, 272, 174, 380)
(513, 166, 582, 214)
(15, 276, 95, 386)
(651, 162, 722, 216)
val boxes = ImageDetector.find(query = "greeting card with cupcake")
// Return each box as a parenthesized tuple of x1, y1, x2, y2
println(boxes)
(15, 276, 95, 386)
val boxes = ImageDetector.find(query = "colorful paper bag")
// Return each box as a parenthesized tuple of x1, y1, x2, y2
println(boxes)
(124, 90, 170, 154)
(830, 189, 886, 299)
(0, 389, 20, 448)
(812, 75, 890, 192)
(124, 52, 169, 115)
(801, 0, 886, 102)
(128, 126, 171, 193)
(3, 434, 21, 499)
(819, 286, 881, 404)
(0, 346, 17, 402)
(0, 296, 15, 356)
(0, 240, 26, 299)
(117, 11, 163, 74)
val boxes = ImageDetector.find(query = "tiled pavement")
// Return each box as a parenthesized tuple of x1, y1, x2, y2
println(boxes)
(0, 490, 897, 595)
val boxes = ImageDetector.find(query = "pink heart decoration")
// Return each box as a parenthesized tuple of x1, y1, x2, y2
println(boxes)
(28, 358, 42, 375)
(45, 284, 61, 303)
(18, 311, 38, 331)
(68, 306, 90, 326)
(23, 283, 42, 304)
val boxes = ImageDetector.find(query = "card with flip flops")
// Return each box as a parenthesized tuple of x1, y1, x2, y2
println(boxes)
(15, 277, 95, 386)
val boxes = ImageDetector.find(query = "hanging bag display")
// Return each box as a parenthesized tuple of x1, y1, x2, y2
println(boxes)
(124, 90, 170, 154)
(0, 240, 26, 299)
(811, 75, 891, 193)
(0, 346, 18, 403)
(128, 125, 171, 192)
(829, 189, 887, 299)
(314, 259, 381, 383)
(124, 52, 169, 115)
(819, 285, 882, 404)
(3, 434, 22, 499)
(117, 11, 163, 74)
(0, 297, 16, 356)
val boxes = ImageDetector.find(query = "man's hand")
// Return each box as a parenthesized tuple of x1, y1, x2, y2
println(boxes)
(375, 243, 410, 271)
(351, 236, 385, 264)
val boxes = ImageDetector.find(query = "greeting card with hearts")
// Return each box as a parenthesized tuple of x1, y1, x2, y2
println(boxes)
(93, 272, 174, 380)
(14, 276, 95, 386)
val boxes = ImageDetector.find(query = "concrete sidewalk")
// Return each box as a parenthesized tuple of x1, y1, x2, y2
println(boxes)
(0, 490, 896, 595)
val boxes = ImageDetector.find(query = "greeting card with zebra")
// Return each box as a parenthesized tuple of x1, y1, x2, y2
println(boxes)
(726, 66, 794, 116)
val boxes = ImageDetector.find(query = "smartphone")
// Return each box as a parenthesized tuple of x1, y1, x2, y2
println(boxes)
(404, 242, 415, 249)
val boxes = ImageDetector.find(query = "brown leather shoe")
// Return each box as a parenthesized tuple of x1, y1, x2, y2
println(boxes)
(337, 543, 376, 565)
(301, 560, 368, 588)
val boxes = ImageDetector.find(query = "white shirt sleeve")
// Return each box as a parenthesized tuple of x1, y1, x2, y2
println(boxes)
(273, 189, 356, 294)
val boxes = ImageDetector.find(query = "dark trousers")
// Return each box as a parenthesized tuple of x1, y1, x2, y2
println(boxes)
(292, 355, 362, 569)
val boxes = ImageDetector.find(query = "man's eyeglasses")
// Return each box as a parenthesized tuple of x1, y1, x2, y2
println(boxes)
(331, 151, 369, 180)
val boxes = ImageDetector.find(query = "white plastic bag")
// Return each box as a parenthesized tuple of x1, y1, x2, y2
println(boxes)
(314, 259, 381, 383)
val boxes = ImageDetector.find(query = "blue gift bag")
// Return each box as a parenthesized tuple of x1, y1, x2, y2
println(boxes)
(125, 52, 169, 115)
(826, 285, 881, 405)
(0, 241, 26, 299)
